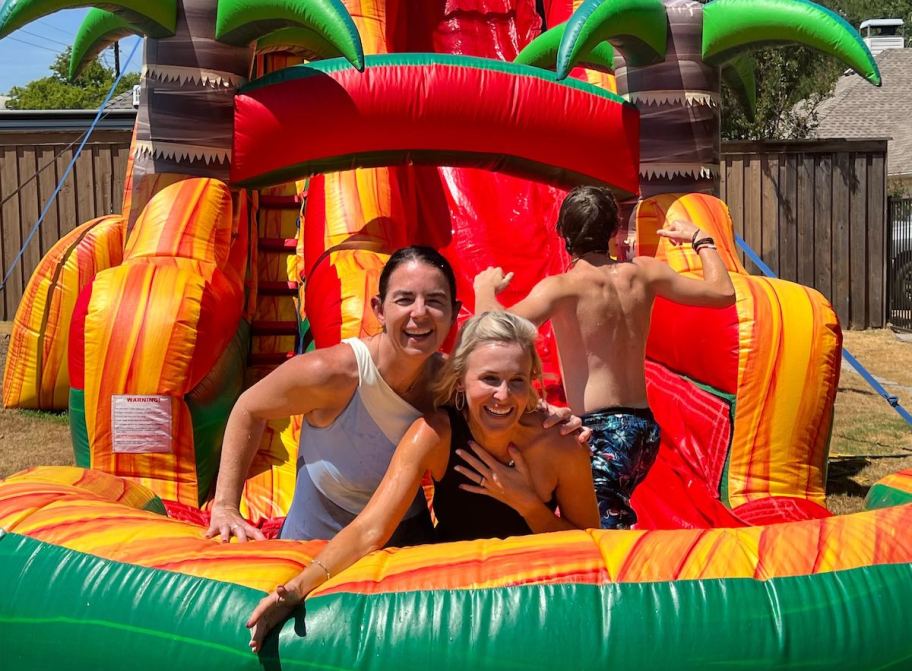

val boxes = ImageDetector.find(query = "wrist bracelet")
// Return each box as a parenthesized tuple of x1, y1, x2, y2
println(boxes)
(693, 237, 715, 252)
(311, 558, 331, 581)
(691, 229, 702, 245)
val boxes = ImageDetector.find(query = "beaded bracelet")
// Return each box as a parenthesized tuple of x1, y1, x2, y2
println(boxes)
(311, 558, 331, 580)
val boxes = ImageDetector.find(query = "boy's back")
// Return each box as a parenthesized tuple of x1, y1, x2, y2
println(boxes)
(473, 185, 735, 528)
(545, 258, 653, 414)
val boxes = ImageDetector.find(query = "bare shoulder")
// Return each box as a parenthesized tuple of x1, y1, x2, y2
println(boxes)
(523, 411, 590, 460)
(631, 256, 660, 273)
(232, 341, 359, 418)
(631, 256, 672, 283)
(417, 408, 453, 439)
(248, 342, 358, 408)
(529, 273, 571, 298)
(278, 341, 358, 386)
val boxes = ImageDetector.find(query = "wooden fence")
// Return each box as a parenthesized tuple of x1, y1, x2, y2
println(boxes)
(0, 126, 889, 327)
(721, 139, 888, 329)
(0, 121, 132, 319)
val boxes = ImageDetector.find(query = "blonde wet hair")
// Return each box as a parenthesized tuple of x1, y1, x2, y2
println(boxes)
(434, 311, 543, 411)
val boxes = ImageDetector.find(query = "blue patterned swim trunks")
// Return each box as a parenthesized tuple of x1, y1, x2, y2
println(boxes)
(582, 407, 661, 530)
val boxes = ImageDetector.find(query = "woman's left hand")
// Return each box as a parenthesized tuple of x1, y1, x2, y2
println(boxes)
(455, 442, 542, 515)
(541, 402, 592, 444)
(247, 584, 302, 653)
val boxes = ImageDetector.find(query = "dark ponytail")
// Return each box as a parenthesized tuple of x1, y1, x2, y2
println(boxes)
(378, 246, 458, 306)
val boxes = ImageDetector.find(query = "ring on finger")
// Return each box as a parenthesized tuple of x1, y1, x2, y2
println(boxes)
(480, 476, 486, 487)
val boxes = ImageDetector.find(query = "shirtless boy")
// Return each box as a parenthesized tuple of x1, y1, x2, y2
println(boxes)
(473, 186, 736, 529)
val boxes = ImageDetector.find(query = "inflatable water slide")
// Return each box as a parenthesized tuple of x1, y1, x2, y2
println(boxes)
(1, 0, 910, 668)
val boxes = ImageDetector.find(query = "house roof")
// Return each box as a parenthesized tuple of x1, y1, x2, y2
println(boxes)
(104, 90, 136, 111)
(0, 109, 136, 133)
(860, 18, 904, 29)
(814, 48, 912, 176)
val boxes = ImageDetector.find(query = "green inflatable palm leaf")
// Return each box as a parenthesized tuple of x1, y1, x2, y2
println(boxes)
(0, 0, 175, 39)
(69, 8, 141, 79)
(215, 0, 363, 70)
(721, 54, 757, 121)
(703, 0, 880, 86)
(556, 0, 667, 79)
(516, 22, 615, 74)
(256, 26, 343, 60)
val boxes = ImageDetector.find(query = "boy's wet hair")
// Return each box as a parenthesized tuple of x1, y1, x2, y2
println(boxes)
(556, 186, 620, 257)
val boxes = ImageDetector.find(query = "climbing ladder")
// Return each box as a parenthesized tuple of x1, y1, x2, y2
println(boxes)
(246, 184, 310, 385)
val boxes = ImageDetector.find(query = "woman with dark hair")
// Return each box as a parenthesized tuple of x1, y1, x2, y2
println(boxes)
(245, 311, 599, 652)
(207, 247, 586, 544)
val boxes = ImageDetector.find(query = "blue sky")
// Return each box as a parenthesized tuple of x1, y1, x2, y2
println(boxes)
(0, 9, 142, 94)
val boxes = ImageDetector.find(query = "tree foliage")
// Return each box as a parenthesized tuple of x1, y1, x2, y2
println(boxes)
(721, 47, 843, 140)
(719, 0, 908, 140)
(6, 49, 139, 111)
(830, 0, 912, 32)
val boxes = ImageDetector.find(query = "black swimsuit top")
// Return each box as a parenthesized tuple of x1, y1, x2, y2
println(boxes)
(432, 407, 557, 543)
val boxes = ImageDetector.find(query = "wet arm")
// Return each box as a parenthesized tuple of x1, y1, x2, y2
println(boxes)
(475, 273, 563, 327)
(283, 416, 449, 596)
(647, 222, 736, 307)
(207, 351, 349, 540)
(247, 416, 449, 651)
(639, 251, 735, 308)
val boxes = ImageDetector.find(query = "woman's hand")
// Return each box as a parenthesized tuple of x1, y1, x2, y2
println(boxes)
(541, 401, 592, 444)
(455, 441, 542, 516)
(247, 584, 302, 653)
(205, 503, 265, 543)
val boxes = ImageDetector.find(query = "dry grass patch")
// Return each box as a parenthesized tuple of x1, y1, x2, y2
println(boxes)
(0, 408, 73, 479)
(827, 453, 912, 515)
(826, 329, 912, 513)
(0, 328, 909, 517)
(0, 327, 74, 479)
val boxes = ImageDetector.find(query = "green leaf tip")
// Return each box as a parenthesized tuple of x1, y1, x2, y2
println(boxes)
(516, 22, 615, 73)
(256, 26, 341, 60)
(69, 8, 141, 80)
(721, 54, 757, 121)
(703, 0, 880, 86)
(216, 0, 364, 71)
(0, 0, 175, 39)
(556, 0, 668, 79)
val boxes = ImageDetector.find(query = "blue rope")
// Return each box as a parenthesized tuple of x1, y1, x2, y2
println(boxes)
(735, 234, 912, 428)
(0, 38, 140, 293)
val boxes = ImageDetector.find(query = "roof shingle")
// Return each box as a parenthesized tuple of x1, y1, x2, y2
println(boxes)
(814, 48, 912, 176)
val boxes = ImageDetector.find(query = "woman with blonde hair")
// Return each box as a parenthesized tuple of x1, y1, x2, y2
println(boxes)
(246, 311, 599, 651)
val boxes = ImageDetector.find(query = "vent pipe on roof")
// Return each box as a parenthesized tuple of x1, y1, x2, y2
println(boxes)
(860, 18, 905, 55)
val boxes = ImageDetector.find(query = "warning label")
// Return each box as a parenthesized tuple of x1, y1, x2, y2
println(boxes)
(112, 395, 173, 454)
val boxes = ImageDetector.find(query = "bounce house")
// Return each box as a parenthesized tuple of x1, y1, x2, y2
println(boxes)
(1, 0, 911, 668)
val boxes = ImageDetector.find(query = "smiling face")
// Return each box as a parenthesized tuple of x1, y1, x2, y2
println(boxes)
(458, 341, 533, 437)
(373, 260, 456, 360)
